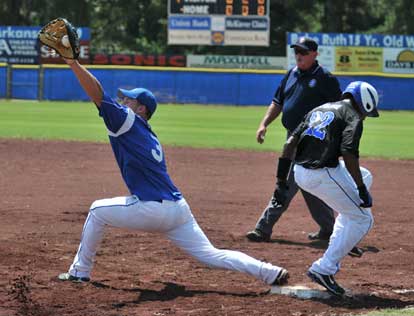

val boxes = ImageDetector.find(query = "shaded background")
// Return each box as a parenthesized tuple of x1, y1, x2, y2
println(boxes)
(1, 0, 413, 55)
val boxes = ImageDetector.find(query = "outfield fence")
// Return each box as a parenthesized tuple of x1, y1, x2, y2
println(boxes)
(1, 63, 414, 110)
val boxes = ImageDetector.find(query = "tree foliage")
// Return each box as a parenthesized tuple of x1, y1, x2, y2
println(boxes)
(1, 0, 413, 56)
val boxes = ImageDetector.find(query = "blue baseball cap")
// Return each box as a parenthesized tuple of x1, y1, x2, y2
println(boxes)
(117, 88, 157, 116)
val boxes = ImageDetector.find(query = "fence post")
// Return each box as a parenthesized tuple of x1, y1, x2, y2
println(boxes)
(6, 64, 12, 99)
(38, 64, 44, 100)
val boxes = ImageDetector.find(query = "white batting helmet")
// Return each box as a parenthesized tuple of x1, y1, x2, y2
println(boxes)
(342, 81, 379, 117)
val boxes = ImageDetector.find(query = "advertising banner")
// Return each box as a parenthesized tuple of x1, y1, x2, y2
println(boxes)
(91, 54, 186, 67)
(0, 26, 40, 64)
(168, 0, 270, 46)
(168, 16, 212, 45)
(187, 54, 286, 69)
(0, 26, 90, 64)
(287, 32, 414, 73)
(168, 15, 269, 46)
(288, 32, 414, 49)
(383, 48, 414, 73)
(224, 17, 269, 46)
(335, 47, 382, 72)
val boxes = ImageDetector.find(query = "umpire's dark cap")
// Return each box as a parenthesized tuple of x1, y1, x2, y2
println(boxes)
(118, 88, 157, 116)
(290, 37, 318, 51)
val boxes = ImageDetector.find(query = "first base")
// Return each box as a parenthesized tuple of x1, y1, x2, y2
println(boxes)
(270, 284, 332, 299)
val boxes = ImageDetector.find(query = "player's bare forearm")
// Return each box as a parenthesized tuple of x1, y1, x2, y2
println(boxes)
(342, 152, 364, 187)
(64, 59, 103, 106)
(256, 102, 282, 143)
(260, 101, 282, 127)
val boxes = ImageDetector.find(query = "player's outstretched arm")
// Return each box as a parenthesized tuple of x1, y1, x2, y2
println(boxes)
(64, 59, 103, 107)
(38, 19, 102, 106)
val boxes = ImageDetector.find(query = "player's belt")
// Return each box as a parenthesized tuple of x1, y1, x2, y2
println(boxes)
(301, 162, 339, 169)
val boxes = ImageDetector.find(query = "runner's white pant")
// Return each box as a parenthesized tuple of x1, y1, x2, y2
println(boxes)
(68, 197, 281, 284)
(294, 161, 374, 275)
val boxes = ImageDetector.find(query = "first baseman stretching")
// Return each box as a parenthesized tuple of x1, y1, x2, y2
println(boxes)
(51, 46, 288, 287)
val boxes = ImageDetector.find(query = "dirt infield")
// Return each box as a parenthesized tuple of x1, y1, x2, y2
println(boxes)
(1, 139, 413, 316)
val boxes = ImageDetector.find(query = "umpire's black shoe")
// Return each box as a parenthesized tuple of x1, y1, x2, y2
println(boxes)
(307, 231, 331, 241)
(58, 272, 90, 283)
(272, 268, 289, 286)
(246, 229, 271, 242)
(307, 269, 345, 297)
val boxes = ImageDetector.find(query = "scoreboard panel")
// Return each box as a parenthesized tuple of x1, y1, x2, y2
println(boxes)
(169, 0, 269, 17)
(168, 0, 270, 46)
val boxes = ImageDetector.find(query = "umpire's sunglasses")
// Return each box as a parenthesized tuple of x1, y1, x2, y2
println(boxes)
(294, 48, 310, 56)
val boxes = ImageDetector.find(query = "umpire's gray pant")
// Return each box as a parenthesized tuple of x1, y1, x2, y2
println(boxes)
(255, 167, 335, 236)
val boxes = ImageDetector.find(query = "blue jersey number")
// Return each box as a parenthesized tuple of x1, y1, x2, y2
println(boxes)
(150, 134, 163, 163)
(304, 111, 335, 140)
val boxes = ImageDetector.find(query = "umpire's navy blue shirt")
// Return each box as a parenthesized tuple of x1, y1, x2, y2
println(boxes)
(273, 61, 341, 132)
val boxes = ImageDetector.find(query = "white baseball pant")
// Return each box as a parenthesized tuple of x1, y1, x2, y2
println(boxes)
(294, 160, 374, 275)
(68, 197, 282, 284)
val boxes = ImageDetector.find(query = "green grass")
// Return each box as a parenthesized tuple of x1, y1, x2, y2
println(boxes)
(361, 307, 414, 316)
(1, 99, 414, 159)
(0, 100, 106, 141)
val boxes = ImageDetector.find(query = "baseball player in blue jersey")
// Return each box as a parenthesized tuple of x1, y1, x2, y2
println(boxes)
(273, 81, 379, 296)
(57, 58, 289, 287)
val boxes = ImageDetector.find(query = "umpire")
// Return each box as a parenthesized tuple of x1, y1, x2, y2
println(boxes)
(246, 37, 341, 243)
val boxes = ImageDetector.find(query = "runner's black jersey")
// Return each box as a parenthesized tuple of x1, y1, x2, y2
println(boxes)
(292, 100, 363, 169)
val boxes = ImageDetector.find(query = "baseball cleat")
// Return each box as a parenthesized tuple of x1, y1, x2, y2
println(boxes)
(348, 246, 364, 258)
(272, 268, 289, 286)
(246, 229, 271, 242)
(58, 272, 90, 283)
(307, 231, 331, 241)
(307, 269, 345, 297)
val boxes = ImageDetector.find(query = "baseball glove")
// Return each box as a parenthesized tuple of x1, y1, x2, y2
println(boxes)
(38, 18, 80, 59)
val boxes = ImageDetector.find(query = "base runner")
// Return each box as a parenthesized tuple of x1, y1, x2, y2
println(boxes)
(272, 81, 379, 296)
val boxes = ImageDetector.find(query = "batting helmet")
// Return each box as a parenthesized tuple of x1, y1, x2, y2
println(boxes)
(342, 81, 379, 117)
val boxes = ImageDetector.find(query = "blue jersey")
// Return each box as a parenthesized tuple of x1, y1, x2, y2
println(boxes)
(99, 93, 182, 202)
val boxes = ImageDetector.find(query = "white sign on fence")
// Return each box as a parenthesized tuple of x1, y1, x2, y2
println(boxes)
(187, 54, 286, 69)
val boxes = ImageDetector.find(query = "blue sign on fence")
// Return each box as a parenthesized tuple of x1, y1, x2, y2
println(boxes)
(0, 27, 39, 64)
(0, 25, 90, 64)
(288, 32, 414, 49)
(169, 16, 211, 30)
